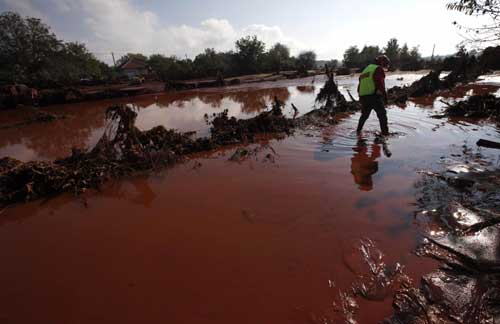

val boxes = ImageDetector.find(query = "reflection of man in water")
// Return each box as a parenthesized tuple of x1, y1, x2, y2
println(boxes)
(350, 140, 381, 191)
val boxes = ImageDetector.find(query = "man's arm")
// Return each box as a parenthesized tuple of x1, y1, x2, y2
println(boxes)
(373, 67, 387, 101)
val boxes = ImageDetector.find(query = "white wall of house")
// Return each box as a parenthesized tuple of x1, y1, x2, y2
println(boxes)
(121, 69, 147, 79)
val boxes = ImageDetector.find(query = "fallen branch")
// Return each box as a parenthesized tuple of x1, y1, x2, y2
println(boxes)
(477, 139, 500, 150)
(439, 99, 454, 108)
(346, 90, 357, 102)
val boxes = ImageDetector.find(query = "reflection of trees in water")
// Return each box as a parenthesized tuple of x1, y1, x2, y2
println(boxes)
(154, 92, 195, 109)
(0, 94, 185, 161)
(296, 86, 315, 93)
(151, 92, 224, 110)
(102, 178, 156, 207)
(227, 88, 291, 114)
(0, 176, 157, 228)
(0, 88, 291, 160)
(0, 104, 107, 160)
(146, 88, 291, 114)
(197, 93, 224, 108)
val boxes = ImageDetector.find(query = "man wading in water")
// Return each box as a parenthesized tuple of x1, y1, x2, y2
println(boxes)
(356, 55, 391, 136)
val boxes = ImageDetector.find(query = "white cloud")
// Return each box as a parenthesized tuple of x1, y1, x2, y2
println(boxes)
(2, 0, 304, 63)
(50, 0, 74, 13)
(241, 24, 305, 55)
(1, 0, 48, 21)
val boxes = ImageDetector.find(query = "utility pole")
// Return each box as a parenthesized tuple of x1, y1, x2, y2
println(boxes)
(431, 44, 436, 61)
(111, 52, 116, 67)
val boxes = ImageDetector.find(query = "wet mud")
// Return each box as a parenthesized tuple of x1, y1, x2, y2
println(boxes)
(0, 70, 499, 324)
(385, 153, 500, 324)
(0, 82, 165, 109)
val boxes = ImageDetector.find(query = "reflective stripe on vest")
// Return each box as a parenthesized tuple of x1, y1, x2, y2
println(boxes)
(358, 64, 379, 97)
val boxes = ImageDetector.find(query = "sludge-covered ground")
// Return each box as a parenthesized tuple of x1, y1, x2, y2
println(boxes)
(0, 72, 499, 323)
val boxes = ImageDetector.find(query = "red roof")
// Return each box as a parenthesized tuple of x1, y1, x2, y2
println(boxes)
(119, 57, 147, 70)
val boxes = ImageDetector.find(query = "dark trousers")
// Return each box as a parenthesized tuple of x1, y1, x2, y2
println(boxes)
(357, 95, 389, 135)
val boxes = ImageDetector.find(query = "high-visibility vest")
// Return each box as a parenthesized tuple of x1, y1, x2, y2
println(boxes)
(358, 64, 379, 97)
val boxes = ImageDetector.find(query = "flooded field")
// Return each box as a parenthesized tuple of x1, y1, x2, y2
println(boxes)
(0, 73, 499, 323)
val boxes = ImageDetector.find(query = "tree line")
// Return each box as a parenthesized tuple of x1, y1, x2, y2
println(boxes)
(0, 11, 318, 87)
(2, 4, 493, 89)
(342, 38, 424, 71)
(121, 37, 317, 82)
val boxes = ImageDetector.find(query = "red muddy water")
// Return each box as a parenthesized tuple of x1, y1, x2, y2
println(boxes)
(0, 73, 499, 323)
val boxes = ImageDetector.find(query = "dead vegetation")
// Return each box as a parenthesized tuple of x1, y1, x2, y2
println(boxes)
(297, 65, 360, 126)
(0, 83, 353, 206)
(443, 94, 500, 119)
(207, 97, 295, 145)
(0, 106, 207, 205)
(385, 154, 500, 324)
(388, 45, 500, 104)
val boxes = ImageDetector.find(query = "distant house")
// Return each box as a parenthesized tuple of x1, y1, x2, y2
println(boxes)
(118, 57, 149, 79)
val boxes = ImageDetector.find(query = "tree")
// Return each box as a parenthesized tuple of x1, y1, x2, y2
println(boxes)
(235, 35, 265, 74)
(447, 0, 500, 46)
(148, 54, 172, 81)
(343, 46, 360, 68)
(148, 54, 194, 81)
(296, 51, 317, 74)
(217, 51, 239, 77)
(193, 48, 224, 77)
(0, 11, 111, 87)
(44, 42, 110, 84)
(409, 46, 422, 61)
(0, 11, 62, 85)
(400, 45, 423, 71)
(266, 43, 291, 73)
(384, 38, 401, 69)
(328, 59, 339, 69)
(397, 43, 424, 71)
(358, 45, 381, 68)
(400, 44, 410, 63)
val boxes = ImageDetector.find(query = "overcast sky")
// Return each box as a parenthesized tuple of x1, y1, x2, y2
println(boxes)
(0, 0, 488, 63)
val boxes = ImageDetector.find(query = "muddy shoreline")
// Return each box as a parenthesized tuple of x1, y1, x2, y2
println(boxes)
(388, 155, 500, 323)
(0, 71, 325, 110)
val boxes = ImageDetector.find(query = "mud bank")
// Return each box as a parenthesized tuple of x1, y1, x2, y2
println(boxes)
(325, 148, 500, 323)
(386, 153, 500, 323)
(0, 82, 165, 110)
(165, 71, 319, 91)
(0, 72, 318, 110)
